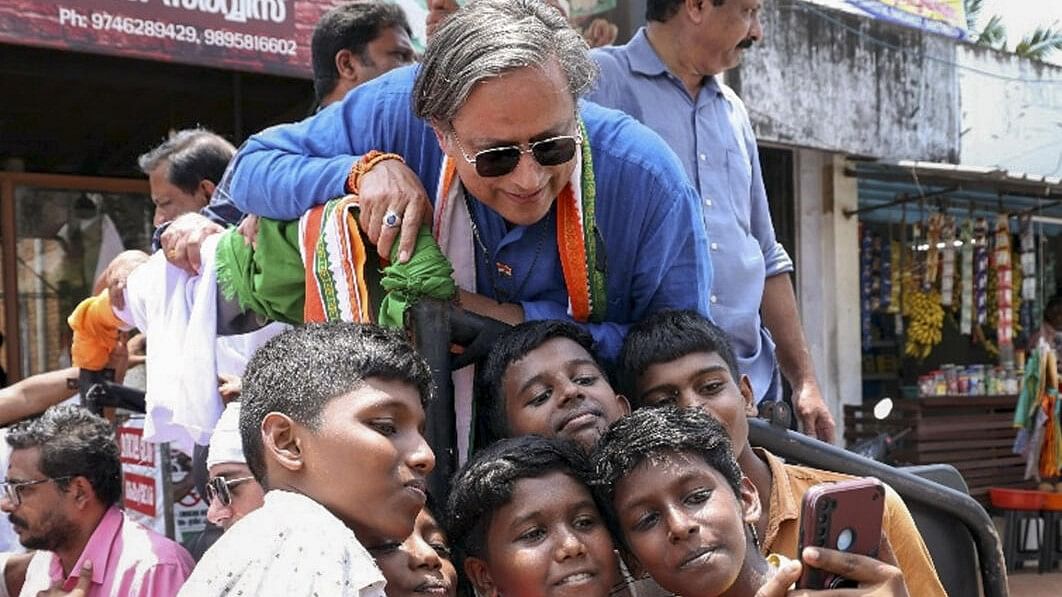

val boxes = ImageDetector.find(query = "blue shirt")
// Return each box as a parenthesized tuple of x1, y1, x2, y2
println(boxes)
(589, 29, 794, 401)
(218, 65, 712, 361)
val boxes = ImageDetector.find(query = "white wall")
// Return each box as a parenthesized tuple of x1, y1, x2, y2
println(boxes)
(958, 44, 1062, 178)
(736, 1, 960, 163)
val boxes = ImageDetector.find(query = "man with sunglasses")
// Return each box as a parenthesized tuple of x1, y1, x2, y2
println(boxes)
(216, 0, 712, 366)
(587, 0, 837, 443)
(2, 405, 193, 596)
(204, 401, 264, 532)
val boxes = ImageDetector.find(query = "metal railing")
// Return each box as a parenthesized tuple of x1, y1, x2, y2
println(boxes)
(749, 417, 1008, 597)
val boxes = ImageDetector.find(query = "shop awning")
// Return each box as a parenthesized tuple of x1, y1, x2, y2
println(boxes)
(848, 160, 1062, 230)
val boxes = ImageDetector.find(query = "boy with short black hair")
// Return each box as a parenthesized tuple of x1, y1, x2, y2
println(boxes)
(618, 310, 944, 596)
(478, 320, 630, 451)
(446, 434, 623, 596)
(593, 406, 909, 597)
(181, 322, 436, 596)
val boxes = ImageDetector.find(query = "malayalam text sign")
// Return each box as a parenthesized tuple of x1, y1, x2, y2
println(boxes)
(0, 0, 343, 77)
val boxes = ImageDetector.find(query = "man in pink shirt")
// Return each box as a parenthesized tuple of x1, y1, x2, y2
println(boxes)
(1, 405, 193, 596)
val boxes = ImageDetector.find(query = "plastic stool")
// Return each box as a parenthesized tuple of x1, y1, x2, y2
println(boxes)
(1040, 492, 1062, 573)
(989, 488, 1045, 572)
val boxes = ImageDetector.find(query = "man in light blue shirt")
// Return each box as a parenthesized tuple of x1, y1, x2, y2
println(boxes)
(213, 0, 711, 362)
(588, 0, 835, 441)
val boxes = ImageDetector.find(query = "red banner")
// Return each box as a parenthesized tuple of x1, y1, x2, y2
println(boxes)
(118, 424, 156, 466)
(123, 471, 158, 517)
(0, 0, 340, 77)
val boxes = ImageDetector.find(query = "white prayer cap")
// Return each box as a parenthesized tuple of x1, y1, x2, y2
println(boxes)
(206, 402, 246, 469)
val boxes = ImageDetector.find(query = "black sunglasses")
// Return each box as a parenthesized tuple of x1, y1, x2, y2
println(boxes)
(206, 475, 255, 507)
(452, 130, 582, 178)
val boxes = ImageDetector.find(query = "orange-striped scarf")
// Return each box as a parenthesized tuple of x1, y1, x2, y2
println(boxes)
(299, 196, 372, 323)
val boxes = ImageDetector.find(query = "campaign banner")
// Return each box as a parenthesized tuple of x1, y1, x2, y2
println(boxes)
(0, 0, 428, 77)
(118, 418, 207, 544)
(846, 0, 968, 39)
(123, 471, 158, 517)
(118, 418, 166, 531)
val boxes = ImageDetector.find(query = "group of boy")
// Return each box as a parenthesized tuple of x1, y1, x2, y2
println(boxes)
(1, 308, 943, 596)
(453, 309, 944, 595)
(7, 313, 932, 595)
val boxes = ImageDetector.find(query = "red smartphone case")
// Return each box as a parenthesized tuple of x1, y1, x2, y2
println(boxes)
(795, 477, 886, 590)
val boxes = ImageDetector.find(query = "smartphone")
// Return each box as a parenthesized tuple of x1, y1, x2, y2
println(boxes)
(796, 477, 886, 590)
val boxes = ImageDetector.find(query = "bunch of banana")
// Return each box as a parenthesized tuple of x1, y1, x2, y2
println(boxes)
(903, 288, 944, 359)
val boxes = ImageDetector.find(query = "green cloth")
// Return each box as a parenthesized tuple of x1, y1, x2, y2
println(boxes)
(215, 220, 305, 325)
(1016, 349, 1042, 428)
(215, 208, 456, 328)
(378, 225, 457, 328)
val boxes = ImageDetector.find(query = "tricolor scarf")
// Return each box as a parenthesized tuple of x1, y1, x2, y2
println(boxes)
(432, 119, 607, 322)
(217, 196, 455, 329)
(297, 196, 456, 327)
(299, 195, 372, 323)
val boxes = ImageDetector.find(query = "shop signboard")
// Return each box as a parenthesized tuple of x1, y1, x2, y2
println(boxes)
(845, 0, 968, 39)
(118, 417, 207, 545)
(0, 0, 428, 77)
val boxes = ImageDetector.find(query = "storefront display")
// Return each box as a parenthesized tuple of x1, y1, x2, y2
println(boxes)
(859, 204, 1059, 401)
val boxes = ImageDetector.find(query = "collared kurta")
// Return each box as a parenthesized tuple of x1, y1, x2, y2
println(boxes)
(755, 449, 947, 596)
(20, 505, 193, 597)
(589, 29, 794, 401)
(215, 64, 712, 361)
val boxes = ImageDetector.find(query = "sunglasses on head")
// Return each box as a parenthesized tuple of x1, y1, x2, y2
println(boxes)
(451, 128, 582, 178)
(206, 474, 255, 508)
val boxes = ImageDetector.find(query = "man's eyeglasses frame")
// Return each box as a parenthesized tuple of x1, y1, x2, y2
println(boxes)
(0, 476, 72, 506)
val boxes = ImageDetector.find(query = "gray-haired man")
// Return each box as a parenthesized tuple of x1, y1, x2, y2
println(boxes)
(214, 0, 713, 367)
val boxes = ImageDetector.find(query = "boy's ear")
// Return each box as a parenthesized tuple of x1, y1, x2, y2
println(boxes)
(739, 374, 757, 417)
(464, 557, 498, 597)
(261, 412, 304, 473)
(616, 394, 631, 416)
(738, 475, 762, 525)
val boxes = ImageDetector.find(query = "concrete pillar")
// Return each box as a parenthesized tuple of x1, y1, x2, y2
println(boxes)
(794, 149, 861, 444)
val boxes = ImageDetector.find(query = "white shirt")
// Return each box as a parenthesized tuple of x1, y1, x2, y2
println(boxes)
(179, 490, 386, 597)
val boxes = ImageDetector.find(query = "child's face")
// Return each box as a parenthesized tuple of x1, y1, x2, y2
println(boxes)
(635, 352, 756, 453)
(612, 452, 760, 597)
(466, 470, 621, 597)
(370, 508, 458, 597)
(501, 337, 629, 451)
(298, 377, 435, 546)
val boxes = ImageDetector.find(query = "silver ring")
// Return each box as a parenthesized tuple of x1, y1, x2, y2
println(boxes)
(383, 210, 401, 229)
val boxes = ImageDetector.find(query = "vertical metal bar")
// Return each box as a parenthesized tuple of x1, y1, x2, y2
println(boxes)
(160, 443, 175, 540)
(408, 300, 456, 504)
(1, 176, 20, 383)
(33, 238, 46, 372)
